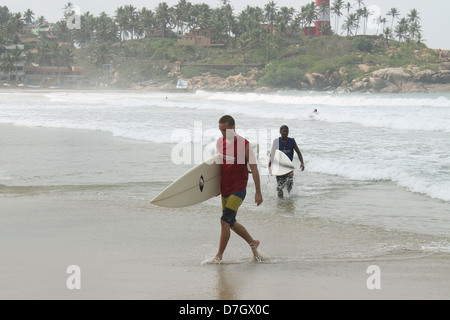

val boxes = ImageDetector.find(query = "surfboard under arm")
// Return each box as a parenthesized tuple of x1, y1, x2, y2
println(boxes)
(151, 154, 222, 208)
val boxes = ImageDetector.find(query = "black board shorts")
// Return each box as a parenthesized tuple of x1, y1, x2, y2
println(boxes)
(221, 189, 247, 227)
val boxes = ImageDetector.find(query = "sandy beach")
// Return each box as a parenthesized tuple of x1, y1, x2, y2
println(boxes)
(1, 123, 449, 300)
(1, 192, 449, 300)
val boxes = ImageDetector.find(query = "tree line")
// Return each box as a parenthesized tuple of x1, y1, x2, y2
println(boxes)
(1, 1, 425, 81)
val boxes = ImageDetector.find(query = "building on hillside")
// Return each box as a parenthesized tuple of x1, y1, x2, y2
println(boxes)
(177, 29, 224, 47)
(30, 22, 54, 36)
(25, 66, 86, 86)
(303, 0, 332, 36)
(144, 28, 176, 39)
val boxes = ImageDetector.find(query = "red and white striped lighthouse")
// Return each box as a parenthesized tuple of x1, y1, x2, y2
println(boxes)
(315, 0, 331, 35)
(304, 0, 331, 36)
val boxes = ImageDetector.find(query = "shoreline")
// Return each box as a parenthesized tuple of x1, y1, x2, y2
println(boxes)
(1, 83, 450, 94)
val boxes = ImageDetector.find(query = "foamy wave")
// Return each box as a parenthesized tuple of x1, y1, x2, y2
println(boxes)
(195, 90, 450, 108)
(0, 173, 11, 182)
(421, 241, 450, 253)
(308, 157, 450, 202)
(0, 117, 173, 144)
(193, 90, 450, 132)
(3, 91, 449, 134)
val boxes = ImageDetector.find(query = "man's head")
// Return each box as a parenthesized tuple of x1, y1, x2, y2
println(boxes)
(219, 115, 236, 139)
(280, 125, 289, 139)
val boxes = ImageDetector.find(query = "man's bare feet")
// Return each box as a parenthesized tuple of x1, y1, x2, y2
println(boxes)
(250, 240, 260, 261)
(206, 255, 222, 264)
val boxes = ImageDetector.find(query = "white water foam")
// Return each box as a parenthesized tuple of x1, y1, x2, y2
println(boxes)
(1, 91, 449, 203)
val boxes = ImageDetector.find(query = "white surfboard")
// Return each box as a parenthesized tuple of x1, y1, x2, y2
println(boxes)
(151, 154, 222, 208)
(269, 150, 296, 176)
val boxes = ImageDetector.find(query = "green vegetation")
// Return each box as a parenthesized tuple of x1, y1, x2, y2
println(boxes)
(0, 1, 441, 89)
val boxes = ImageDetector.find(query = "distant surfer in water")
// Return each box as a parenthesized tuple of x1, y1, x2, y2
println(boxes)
(209, 115, 263, 263)
(269, 125, 305, 199)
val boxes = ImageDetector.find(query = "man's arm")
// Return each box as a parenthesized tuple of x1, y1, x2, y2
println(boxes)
(246, 143, 263, 206)
(293, 140, 305, 171)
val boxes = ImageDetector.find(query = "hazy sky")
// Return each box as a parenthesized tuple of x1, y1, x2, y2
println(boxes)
(3, 0, 450, 50)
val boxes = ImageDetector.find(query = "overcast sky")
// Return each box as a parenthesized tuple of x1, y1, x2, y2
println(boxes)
(3, 0, 450, 50)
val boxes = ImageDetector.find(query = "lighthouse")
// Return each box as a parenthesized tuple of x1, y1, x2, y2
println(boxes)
(316, 0, 331, 35)
(304, 0, 331, 36)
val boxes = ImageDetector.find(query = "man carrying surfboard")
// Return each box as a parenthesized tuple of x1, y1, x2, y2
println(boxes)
(269, 125, 305, 199)
(210, 115, 263, 263)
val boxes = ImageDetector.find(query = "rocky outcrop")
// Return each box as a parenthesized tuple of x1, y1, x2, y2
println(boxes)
(161, 52, 450, 93)
(184, 68, 259, 92)
(348, 67, 450, 93)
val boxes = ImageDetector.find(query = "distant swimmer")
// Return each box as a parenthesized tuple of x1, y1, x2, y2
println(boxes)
(313, 109, 318, 114)
(269, 125, 305, 199)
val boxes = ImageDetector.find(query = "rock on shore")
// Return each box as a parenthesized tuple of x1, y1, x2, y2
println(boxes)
(347, 64, 450, 93)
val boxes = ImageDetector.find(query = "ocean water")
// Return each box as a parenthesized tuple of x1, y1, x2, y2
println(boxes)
(1, 90, 449, 261)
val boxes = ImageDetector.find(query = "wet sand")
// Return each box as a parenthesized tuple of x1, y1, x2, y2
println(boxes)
(1, 195, 449, 300)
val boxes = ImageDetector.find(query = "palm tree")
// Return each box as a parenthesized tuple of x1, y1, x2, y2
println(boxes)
(63, 2, 74, 16)
(0, 52, 15, 81)
(235, 5, 263, 38)
(277, 6, 294, 37)
(6, 13, 24, 38)
(345, 2, 353, 17)
(95, 12, 119, 44)
(272, 33, 285, 69)
(355, 0, 365, 9)
(303, 2, 317, 37)
(0, 36, 6, 56)
(73, 12, 95, 47)
(354, 8, 363, 35)
(140, 7, 155, 39)
(37, 41, 62, 84)
(0, 6, 12, 26)
(237, 31, 251, 63)
(36, 16, 46, 26)
(124, 5, 138, 40)
(383, 27, 392, 46)
(375, 16, 387, 35)
(221, 1, 235, 48)
(23, 9, 34, 24)
(115, 7, 130, 41)
(197, 3, 212, 29)
(155, 2, 171, 39)
(92, 44, 112, 85)
(409, 21, 422, 42)
(416, 32, 425, 46)
(173, 0, 187, 36)
(264, 1, 278, 35)
(331, 0, 344, 34)
(342, 13, 358, 36)
(60, 47, 74, 70)
(360, 6, 370, 35)
(54, 20, 70, 43)
(407, 9, 420, 24)
(395, 17, 409, 42)
(387, 8, 400, 30)
(407, 8, 421, 41)
(93, 44, 112, 66)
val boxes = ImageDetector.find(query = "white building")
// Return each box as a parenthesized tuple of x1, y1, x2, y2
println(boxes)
(0, 45, 25, 82)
